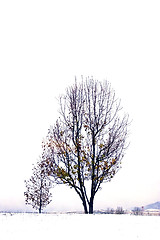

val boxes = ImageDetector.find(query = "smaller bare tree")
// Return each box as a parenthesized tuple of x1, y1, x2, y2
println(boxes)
(133, 207, 142, 216)
(115, 206, 125, 214)
(24, 158, 52, 213)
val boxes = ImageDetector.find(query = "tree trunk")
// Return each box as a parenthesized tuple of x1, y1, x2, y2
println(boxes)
(82, 198, 88, 214)
(39, 206, 42, 214)
(39, 193, 42, 213)
(39, 179, 42, 214)
(89, 197, 94, 214)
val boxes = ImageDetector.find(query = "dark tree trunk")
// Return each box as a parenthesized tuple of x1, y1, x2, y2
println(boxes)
(89, 196, 94, 214)
(39, 206, 42, 214)
(82, 198, 88, 214)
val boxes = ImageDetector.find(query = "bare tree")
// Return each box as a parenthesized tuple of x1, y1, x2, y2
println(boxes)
(24, 158, 52, 213)
(42, 77, 129, 214)
(132, 207, 142, 215)
(115, 206, 125, 214)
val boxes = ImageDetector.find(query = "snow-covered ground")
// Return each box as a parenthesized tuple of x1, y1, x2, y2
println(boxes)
(0, 213, 160, 240)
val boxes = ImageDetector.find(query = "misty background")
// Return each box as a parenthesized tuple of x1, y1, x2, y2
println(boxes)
(0, 0, 160, 212)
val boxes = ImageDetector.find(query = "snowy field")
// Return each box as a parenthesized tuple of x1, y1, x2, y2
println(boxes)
(0, 213, 160, 240)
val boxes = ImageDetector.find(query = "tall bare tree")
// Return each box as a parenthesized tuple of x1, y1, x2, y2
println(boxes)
(42, 77, 129, 214)
(24, 158, 52, 213)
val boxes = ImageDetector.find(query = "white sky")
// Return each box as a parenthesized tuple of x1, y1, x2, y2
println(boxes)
(0, 0, 160, 212)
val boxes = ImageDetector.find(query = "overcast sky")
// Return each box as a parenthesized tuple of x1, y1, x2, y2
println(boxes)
(0, 0, 160, 212)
